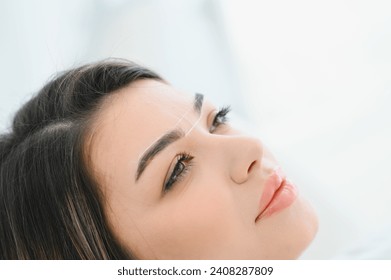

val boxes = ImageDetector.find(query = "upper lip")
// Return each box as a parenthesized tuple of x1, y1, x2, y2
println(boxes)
(256, 167, 286, 221)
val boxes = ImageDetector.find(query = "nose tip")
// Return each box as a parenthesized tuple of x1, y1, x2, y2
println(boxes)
(224, 136, 263, 185)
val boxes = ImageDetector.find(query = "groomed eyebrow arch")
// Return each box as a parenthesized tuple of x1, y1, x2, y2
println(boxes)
(135, 93, 204, 182)
(135, 129, 184, 181)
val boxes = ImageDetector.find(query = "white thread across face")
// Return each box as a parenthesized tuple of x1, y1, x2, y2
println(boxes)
(136, 95, 205, 161)
(184, 111, 203, 137)
(90, 79, 318, 259)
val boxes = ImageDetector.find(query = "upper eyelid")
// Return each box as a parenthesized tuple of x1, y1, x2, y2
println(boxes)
(206, 106, 220, 127)
(163, 155, 181, 191)
(164, 153, 193, 191)
(162, 155, 180, 193)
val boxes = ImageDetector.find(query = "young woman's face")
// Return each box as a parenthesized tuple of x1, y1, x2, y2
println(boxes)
(88, 79, 318, 259)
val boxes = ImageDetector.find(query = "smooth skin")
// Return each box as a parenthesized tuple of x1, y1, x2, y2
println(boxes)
(87, 79, 318, 259)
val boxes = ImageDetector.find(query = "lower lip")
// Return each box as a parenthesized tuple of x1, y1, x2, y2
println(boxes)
(257, 179, 298, 220)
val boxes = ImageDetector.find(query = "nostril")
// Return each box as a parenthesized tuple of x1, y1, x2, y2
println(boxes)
(248, 160, 257, 173)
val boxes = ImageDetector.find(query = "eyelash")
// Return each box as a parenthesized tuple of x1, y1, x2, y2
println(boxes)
(163, 106, 231, 193)
(164, 153, 193, 192)
(209, 106, 231, 133)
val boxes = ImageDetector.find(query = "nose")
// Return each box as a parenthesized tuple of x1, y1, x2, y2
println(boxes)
(225, 136, 263, 184)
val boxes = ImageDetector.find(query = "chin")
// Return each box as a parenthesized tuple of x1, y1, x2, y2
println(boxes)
(290, 197, 319, 259)
(257, 197, 318, 259)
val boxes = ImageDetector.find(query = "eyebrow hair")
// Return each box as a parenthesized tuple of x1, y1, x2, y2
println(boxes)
(194, 93, 204, 114)
(135, 93, 204, 182)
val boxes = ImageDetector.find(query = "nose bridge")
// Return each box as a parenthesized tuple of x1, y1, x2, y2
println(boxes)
(212, 135, 264, 184)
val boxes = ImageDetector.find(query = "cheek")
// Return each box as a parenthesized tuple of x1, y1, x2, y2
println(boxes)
(137, 179, 243, 259)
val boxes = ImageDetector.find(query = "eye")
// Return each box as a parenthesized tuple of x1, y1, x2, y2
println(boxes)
(163, 153, 194, 193)
(209, 106, 231, 133)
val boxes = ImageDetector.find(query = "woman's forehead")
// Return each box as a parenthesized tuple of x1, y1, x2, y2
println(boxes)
(131, 79, 192, 103)
(123, 80, 195, 119)
(95, 80, 194, 126)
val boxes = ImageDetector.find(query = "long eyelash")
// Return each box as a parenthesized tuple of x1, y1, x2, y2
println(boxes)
(216, 106, 231, 121)
(210, 105, 231, 132)
(164, 153, 194, 192)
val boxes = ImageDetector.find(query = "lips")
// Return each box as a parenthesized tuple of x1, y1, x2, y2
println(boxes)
(256, 167, 298, 221)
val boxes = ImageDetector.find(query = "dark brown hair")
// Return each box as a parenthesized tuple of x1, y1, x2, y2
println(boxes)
(0, 59, 162, 259)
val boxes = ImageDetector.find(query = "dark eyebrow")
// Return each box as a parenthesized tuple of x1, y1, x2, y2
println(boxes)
(135, 93, 204, 182)
(194, 93, 204, 114)
(135, 129, 184, 181)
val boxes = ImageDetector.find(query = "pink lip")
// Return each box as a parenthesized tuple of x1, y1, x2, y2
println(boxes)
(255, 167, 298, 221)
